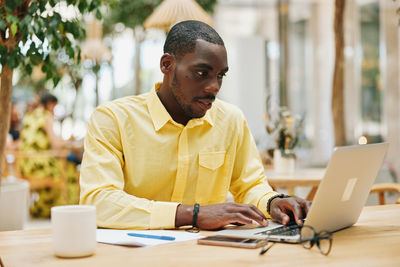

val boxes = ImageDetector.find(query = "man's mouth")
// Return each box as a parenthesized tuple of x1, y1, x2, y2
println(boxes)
(197, 98, 214, 111)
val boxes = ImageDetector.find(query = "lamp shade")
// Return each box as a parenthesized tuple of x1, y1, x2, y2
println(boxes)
(81, 19, 112, 63)
(143, 0, 213, 32)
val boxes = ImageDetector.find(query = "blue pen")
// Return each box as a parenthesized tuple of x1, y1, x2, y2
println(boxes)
(127, 232, 176, 241)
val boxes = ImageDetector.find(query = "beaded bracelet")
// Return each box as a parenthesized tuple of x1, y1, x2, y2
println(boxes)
(267, 194, 290, 214)
(186, 203, 200, 233)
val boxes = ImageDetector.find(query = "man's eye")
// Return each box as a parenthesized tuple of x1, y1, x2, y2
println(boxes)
(217, 73, 227, 79)
(196, 71, 208, 77)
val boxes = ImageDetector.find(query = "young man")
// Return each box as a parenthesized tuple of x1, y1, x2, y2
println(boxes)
(80, 20, 310, 230)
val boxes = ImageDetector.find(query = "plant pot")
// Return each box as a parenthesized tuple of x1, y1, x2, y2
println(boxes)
(273, 149, 295, 174)
(0, 178, 30, 231)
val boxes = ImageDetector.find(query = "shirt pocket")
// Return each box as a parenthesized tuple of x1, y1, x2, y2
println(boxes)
(195, 151, 228, 204)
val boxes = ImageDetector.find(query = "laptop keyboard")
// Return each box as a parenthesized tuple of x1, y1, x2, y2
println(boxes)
(256, 224, 301, 237)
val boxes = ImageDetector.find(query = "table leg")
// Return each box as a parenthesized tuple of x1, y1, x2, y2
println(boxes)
(287, 186, 294, 196)
(306, 186, 318, 201)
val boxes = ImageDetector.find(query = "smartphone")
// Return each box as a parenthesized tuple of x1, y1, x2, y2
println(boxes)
(197, 235, 264, 249)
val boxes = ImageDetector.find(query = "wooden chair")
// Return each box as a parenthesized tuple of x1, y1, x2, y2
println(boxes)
(9, 150, 70, 204)
(370, 183, 400, 205)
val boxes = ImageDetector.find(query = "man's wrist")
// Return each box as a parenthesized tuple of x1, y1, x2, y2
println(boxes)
(186, 203, 200, 232)
(267, 194, 290, 214)
(175, 204, 193, 227)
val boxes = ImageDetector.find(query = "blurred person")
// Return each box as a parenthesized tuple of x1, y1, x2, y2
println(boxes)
(19, 93, 80, 218)
(80, 21, 310, 230)
(24, 94, 40, 114)
(5, 102, 21, 151)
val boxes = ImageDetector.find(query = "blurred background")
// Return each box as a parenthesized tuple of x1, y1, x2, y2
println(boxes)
(1, 0, 400, 229)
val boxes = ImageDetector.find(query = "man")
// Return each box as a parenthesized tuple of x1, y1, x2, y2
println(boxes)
(80, 20, 310, 230)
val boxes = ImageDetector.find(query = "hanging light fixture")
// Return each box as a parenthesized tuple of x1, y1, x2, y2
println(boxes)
(143, 0, 213, 32)
(80, 18, 112, 106)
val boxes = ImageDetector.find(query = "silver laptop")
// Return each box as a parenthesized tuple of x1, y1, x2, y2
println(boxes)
(215, 143, 389, 243)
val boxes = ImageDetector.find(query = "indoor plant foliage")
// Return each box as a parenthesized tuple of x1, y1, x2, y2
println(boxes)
(265, 101, 304, 159)
(0, 0, 109, 180)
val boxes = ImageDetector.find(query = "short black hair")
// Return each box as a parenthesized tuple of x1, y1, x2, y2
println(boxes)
(163, 20, 224, 59)
(40, 93, 58, 106)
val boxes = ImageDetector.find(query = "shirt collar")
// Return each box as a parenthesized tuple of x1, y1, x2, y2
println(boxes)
(146, 82, 214, 131)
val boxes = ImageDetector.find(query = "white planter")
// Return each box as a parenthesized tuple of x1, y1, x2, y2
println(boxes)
(273, 149, 295, 174)
(0, 178, 30, 231)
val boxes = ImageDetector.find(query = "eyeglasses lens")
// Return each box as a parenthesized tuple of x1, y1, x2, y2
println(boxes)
(317, 231, 332, 255)
(300, 226, 315, 249)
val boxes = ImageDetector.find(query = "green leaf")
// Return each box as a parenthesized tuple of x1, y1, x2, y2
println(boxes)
(77, 50, 81, 63)
(11, 23, 18, 37)
(30, 53, 42, 65)
(78, 1, 88, 13)
(66, 45, 74, 58)
(8, 51, 18, 69)
(38, 0, 46, 11)
(0, 46, 8, 66)
(89, 0, 99, 11)
(58, 23, 64, 33)
(51, 38, 60, 50)
(0, 19, 6, 31)
(36, 31, 45, 42)
(25, 63, 33, 75)
(29, 2, 38, 13)
(96, 9, 102, 20)
(41, 64, 47, 73)
(53, 76, 61, 86)
(6, 14, 19, 24)
(5, 0, 19, 10)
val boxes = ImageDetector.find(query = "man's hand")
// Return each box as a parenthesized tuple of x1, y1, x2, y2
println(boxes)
(269, 197, 311, 226)
(175, 203, 269, 230)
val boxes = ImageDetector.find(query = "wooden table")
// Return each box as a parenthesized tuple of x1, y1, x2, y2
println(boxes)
(1, 205, 399, 267)
(265, 168, 325, 200)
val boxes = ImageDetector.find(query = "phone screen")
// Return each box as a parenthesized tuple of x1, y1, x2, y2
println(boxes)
(198, 236, 264, 248)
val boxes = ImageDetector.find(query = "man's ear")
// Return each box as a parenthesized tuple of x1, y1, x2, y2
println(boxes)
(160, 53, 175, 74)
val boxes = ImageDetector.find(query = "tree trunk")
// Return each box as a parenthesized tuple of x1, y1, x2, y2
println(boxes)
(278, 0, 290, 107)
(133, 27, 145, 95)
(0, 66, 14, 182)
(134, 38, 142, 95)
(332, 0, 346, 146)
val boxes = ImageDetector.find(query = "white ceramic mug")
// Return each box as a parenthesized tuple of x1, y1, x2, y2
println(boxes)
(51, 205, 96, 258)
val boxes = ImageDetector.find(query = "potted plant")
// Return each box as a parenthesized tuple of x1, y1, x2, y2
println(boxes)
(265, 102, 304, 173)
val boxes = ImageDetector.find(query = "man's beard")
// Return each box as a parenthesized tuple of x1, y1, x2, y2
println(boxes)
(171, 73, 203, 119)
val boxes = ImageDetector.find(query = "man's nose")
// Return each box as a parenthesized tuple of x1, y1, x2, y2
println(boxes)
(204, 77, 220, 94)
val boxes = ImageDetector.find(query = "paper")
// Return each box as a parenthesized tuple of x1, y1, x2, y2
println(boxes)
(96, 229, 203, 247)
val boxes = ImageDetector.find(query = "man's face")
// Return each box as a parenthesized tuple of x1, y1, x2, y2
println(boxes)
(45, 101, 57, 115)
(169, 39, 228, 120)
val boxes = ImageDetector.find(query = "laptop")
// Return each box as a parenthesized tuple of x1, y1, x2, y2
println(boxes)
(215, 143, 389, 243)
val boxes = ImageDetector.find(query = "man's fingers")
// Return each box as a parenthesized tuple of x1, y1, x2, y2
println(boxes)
(272, 207, 290, 225)
(249, 204, 267, 219)
(270, 198, 307, 225)
(227, 213, 255, 226)
(289, 201, 304, 225)
(241, 206, 268, 226)
(226, 204, 268, 226)
(303, 200, 312, 214)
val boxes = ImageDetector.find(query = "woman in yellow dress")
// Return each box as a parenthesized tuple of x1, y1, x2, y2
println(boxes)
(19, 93, 80, 218)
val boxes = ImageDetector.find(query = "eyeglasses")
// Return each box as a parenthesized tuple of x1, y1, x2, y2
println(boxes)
(300, 225, 332, 256)
(259, 239, 275, 255)
(259, 225, 332, 256)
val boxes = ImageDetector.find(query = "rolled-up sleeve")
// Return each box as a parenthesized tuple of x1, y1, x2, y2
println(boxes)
(79, 107, 179, 229)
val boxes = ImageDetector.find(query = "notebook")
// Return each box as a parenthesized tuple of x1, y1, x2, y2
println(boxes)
(215, 143, 389, 243)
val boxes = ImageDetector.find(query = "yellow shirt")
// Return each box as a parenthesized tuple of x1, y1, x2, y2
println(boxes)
(80, 83, 278, 229)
